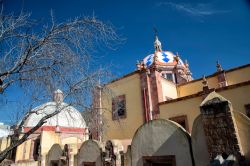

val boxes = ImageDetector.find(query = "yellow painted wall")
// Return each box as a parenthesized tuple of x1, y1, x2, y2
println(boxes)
(24, 140, 31, 160)
(62, 137, 82, 154)
(160, 84, 250, 132)
(103, 73, 144, 140)
(0, 137, 11, 152)
(15, 135, 25, 161)
(159, 96, 203, 132)
(61, 137, 78, 145)
(226, 66, 250, 86)
(15, 138, 36, 161)
(161, 78, 178, 99)
(14, 131, 84, 163)
(40, 131, 60, 155)
(103, 65, 250, 140)
(178, 76, 218, 97)
(178, 65, 250, 97)
(218, 85, 250, 115)
(233, 111, 250, 160)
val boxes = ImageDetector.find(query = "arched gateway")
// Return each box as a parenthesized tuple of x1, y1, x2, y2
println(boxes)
(131, 119, 194, 166)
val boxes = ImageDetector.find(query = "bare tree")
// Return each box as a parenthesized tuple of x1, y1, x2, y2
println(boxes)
(0, 6, 120, 162)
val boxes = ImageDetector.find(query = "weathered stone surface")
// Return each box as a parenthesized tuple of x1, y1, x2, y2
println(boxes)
(200, 92, 242, 161)
(77, 140, 102, 166)
(131, 119, 193, 166)
(191, 115, 210, 166)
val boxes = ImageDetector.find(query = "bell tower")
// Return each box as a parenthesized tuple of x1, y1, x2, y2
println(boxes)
(137, 32, 193, 122)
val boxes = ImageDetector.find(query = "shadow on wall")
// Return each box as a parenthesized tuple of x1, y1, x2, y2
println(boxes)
(191, 115, 210, 166)
(233, 111, 250, 164)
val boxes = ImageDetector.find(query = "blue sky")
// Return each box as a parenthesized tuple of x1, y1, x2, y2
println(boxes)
(1, 0, 250, 124)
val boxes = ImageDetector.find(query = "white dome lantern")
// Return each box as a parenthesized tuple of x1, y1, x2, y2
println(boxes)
(53, 89, 64, 103)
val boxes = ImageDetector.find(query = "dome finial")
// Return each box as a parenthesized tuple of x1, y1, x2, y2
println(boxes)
(53, 89, 64, 103)
(154, 28, 162, 52)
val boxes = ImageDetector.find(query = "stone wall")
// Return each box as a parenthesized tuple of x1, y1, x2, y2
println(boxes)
(77, 140, 102, 166)
(191, 115, 210, 166)
(200, 92, 243, 161)
(131, 119, 193, 166)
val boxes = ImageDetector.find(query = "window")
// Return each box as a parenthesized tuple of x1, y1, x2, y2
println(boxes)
(245, 104, 250, 118)
(112, 95, 126, 120)
(161, 73, 173, 82)
(33, 138, 40, 161)
(169, 115, 189, 132)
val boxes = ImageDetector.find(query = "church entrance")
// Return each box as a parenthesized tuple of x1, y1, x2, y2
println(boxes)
(143, 156, 176, 166)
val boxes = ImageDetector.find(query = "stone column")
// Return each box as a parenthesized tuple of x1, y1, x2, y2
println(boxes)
(200, 91, 243, 161)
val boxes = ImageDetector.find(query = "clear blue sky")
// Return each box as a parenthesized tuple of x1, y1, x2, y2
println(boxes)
(1, 0, 250, 124)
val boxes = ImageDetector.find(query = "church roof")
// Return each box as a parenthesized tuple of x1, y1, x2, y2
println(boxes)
(143, 51, 185, 67)
(23, 90, 86, 128)
(24, 102, 86, 128)
(142, 34, 185, 68)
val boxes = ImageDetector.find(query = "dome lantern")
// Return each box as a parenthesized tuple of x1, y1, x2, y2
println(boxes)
(154, 36, 162, 52)
(53, 89, 64, 103)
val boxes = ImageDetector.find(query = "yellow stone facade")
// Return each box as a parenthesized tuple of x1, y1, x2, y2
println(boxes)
(100, 64, 250, 141)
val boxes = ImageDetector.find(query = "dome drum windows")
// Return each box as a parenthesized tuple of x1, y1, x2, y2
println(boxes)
(161, 73, 175, 82)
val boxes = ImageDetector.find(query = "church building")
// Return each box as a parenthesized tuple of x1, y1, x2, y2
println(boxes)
(0, 34, 249, 166)
(0, 90, 89, 166)
(91, 34, 250, 165)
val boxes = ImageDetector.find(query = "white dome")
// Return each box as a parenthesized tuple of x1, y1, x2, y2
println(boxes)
(24, 102, 86, 128)
(0, 128, 10, 138)
(143, 51, 184, 67)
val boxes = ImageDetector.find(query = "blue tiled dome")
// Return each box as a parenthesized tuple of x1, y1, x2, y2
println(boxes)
(143, 51, 184, 67)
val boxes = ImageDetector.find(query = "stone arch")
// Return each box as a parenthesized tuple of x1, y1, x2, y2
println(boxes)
(77, 140, 102, 166)
(47, 144, 64, 166)
(131, 119, 194, 166)
(191, 114, 210, 166)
